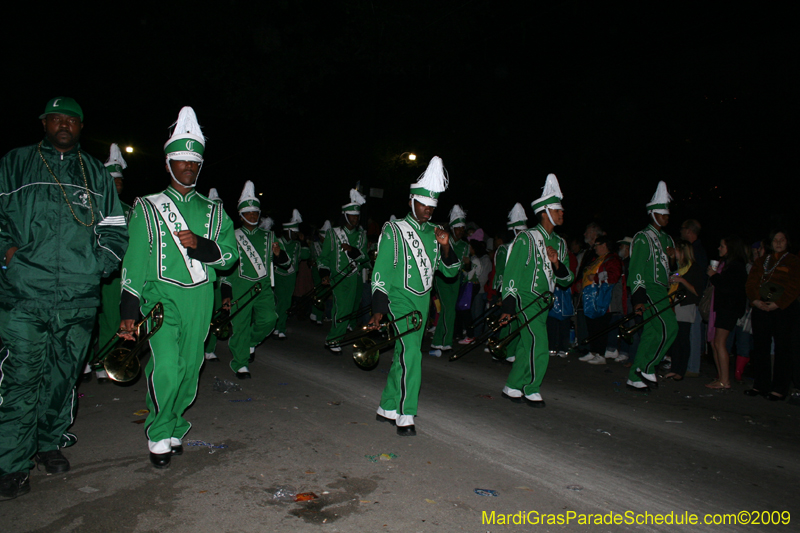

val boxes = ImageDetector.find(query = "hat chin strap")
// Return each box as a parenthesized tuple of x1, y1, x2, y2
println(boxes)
(167, 159, 202, 189)
(546, 208, 557, 227)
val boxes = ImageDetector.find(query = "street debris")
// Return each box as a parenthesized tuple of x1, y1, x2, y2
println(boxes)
(476, 394, 494, 400)
(185, 440, 228, 453)
(365, 453, 398, 463)
(566, 485, 583, 491)
(474, 489, 499, 497)
(229, 398, 252, 403)
(295, 492, 318, 502)
(133, 409, 149, 416)
(78, 486, 99, 493)
(272, 485, 297, 502)
(212, 377, 242, 393)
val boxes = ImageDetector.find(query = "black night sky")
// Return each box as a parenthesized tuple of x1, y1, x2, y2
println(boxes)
(3, 2, 797, 248)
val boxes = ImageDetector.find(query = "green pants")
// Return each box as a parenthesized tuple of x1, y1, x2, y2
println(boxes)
(326, 275, 359, 343)
(204, 281, 222, 355)
(143, 283, 213, 445)
(273, 273, 296, 334)
(0, 305, 95, 475)
(431, 274, 460, 347)
(628, 291, 677, 382)
(505, 299, 549, 396)
(228, 280, 277, 372)
(379, 300, 429, 416)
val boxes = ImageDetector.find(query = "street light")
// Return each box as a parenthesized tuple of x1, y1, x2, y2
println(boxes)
(408, 153, 416, 161)
(125, 146, 134, 153)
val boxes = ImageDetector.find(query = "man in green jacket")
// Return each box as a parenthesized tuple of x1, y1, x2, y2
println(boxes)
(273, 209, 309, 338)
(0, 97, 128, 499)
(119, 107, 238, 469)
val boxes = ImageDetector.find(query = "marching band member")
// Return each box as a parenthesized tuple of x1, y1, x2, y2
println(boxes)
(273, 209, 309, 338)
(119, 107, 238, 468)
(430, 205, 470, 357)
(309, 220, 331, 325)
(204, 188, 224, 362)
(319, 190, 368, 353)
(371, 156, 461, 436)
(499, 174, 573, 407)
(626, 181, 677, 391)
(220, 181, 288, 378)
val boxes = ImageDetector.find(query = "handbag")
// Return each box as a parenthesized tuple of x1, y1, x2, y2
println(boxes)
(456, 282, 473, 311)
(759, 282, 784, 303)
(583, 282, 615, 319)
(698, 284, 713, 322)
(549, 287, 575, 320)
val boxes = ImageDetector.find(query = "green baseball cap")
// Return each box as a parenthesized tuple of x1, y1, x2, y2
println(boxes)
(39, 97, 84, 122)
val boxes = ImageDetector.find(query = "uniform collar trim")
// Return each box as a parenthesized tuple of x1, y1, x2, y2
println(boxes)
(166, 186, 196, 202)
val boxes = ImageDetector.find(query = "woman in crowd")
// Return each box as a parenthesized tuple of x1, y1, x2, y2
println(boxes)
(665, 240, 703, 381)
(705, 235, 749, 389)
(578, 235, 623, 365)
(744, 230, 800, 400)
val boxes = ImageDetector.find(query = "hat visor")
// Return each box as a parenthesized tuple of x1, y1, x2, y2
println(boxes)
(411, 195, 437, 207)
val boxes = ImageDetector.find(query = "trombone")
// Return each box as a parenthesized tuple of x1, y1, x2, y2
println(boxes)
(579, 292, 676, 346)
(336, 304, 371, 324)
(326, 310, 423, 371)
(449, 291, 553, 362)
(209, 282, 262, 340)
(618, 292, 686, 344)
(89, 302, 164, 383)
(289, 259, 363, 316)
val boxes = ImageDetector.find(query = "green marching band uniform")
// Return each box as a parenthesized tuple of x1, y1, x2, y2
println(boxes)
(0, 97, 128, 479)
(94, 144, 133, 380)
(119, 107, 238, 460)
(373, 157, 461, 433)
(203, 188, 224, 361)
(319, 189, 369, 351)
(309, 220, 331, 324)
(491, 203, 528, 361)
(431, 204, 469, 351)
(501, 175, 573, 405)
(220, 181, 289, 377)
(273, 209, 310, 338)
(626, 181, 677, 389)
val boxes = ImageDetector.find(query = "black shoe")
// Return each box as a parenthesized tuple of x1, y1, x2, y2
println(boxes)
(171, 445, 183, 456)
(35, 450, 70, 474)
(375, 413, 396, 426)
(743, 389, 764, 397)
(249, 354, 255, 363)
(0, 472, 30, 500)
(397, 425, 416, 437)
(150, 452, 171, 469)
(501, 392, 523, 404)
(524, 398, 546, 408)
(236, 371, 251, 379)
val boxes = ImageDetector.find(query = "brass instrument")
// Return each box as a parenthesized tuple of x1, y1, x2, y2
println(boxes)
(89, 302, 164, 383)
(326, 311, 423, 371)
(288, 261, 360, 316)
(336, 304, 372, 324)
(618, 292, 686, 344)
(579, 293, 673, 347)
(209, 282, 262, 340)
(449, 292, 553, 362)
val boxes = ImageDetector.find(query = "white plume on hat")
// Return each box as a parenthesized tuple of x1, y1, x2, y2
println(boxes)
(449, 204, 467, 227)
(507, 202, 528, 229)
(646, 181, 672, 214)
(238, 180, 260, 213)
(320, 220, 332, 233)
(389, 214, 398, 222)
(289, 209, 302, 224)
(409, 156, 449, 207)
(532, 173, 564, 214)
(104, 143, 127, 178)
(342, 188, 367, 213)
(208, 188, 221, 202)
(259, 217, 274, 231)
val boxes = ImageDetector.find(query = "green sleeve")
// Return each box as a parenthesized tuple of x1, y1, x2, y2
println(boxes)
(0, 156, 16, 260)
(628, 233, 649, 298)
(95, 168, 129, 277)
(556, 239, 574, 287)
(371, 223, 397, 299)
(502, 233, 530, 301)
(317, 232, 335, 272)
(120, 200, 152, 302)
(494, 246, 508, 290)
(210, 210, 238, 272)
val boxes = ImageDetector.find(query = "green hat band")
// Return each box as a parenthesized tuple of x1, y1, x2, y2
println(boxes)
(342, 205, 361, 213)
(409, 186, 441, 200)
(450, 217, 466, 227)
(238, 199, 261, 212)
(647, 202, 669, 211)
(106, 164, 123, 174)
(164, 137, 205, 157)
(531, 196, 562, 211)
(507, 220, 527, 228)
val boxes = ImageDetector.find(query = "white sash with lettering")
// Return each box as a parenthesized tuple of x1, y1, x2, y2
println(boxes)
(395, 220, 435, 293)
(235, 229, 268, 279)
(529, 229, 556, 293)
(147, 194, 206, 284)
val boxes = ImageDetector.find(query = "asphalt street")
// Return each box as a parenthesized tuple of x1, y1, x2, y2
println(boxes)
(2, 318, 798, 533)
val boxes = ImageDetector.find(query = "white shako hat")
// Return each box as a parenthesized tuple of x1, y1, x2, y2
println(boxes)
(164, 106, 206, 187)
(449, 204, 466, 227)
(342, 189, 367, 214)
(319, 220, 332, 235)
(531, 173, 564, 214)
(237, 180, 260, 214)
(389, 214, 398, 222)
(105, 143, 127, 178)
(507, 202, 528, 230)
(283, 209, 302, 231)
(409, 156, 448, 207)
(259, 217, 274, 231)
(646, 181, 672, 214)
(208, 188, 221, 203)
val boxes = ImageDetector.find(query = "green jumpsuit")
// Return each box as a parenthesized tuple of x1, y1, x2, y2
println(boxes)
(431, 237, 469, 348)
(318, 225, 368, 344)
(273, 236, 310, 335)
(502, 224, 573, 398)
(120, 187, 237, 450)
(0, 139, 128, 475)
(221, 226, 287, 372)
(627, 224, 677, 382)
(372, 214, 461, 422)
(96, 202, 132, 352)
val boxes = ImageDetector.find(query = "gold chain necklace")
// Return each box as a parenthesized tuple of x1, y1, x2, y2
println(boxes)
(37, 141, 95, 227)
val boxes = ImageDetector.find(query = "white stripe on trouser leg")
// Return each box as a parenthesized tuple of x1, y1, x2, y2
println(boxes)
(149, 438, 171, 454)
(170, 437, 182, 446)
(502, 385, 522, 398)
(397, 415, 414, 427)
(377, 407, 398, 419)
